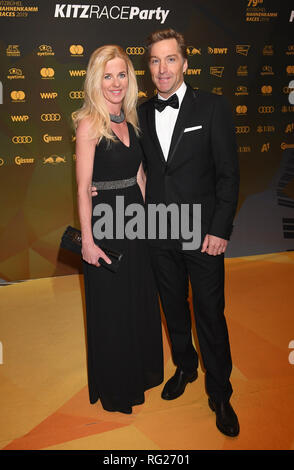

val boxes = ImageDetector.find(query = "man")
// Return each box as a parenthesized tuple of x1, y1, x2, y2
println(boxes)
(138, 29, 240, 437)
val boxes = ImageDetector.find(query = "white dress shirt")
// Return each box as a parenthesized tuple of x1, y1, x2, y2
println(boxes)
(155, 81, 187, 160)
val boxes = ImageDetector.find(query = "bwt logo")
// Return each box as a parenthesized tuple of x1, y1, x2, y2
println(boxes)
(289, 340, 294, 364)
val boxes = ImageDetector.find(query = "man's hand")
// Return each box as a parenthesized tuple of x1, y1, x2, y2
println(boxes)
(91, 185, 98, 197)
(201, 234, 228, 256)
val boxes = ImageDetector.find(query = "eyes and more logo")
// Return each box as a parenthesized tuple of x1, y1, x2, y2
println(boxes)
(54, 4, 170, 24)
(7, 68, 25, 80)
(37, 45, 55, 56)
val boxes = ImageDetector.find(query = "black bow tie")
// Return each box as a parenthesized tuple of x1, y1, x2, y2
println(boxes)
(154, 93, 179, 112)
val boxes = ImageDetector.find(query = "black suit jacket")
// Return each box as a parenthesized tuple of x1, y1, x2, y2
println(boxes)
(138, 84, 240, 248)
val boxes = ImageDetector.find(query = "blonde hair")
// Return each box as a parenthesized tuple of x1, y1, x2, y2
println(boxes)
(72, 45, 139, 141)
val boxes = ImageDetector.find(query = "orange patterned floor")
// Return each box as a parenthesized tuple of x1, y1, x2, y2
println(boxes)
(0, 252, 294, 451)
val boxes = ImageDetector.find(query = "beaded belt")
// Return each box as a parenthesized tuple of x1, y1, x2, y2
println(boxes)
(92, 175, 137, 190)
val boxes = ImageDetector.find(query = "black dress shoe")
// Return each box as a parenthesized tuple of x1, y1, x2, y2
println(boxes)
(116, 406, 132, 414)
(208, 398, 240, 437)
(161, 368, 198, 400)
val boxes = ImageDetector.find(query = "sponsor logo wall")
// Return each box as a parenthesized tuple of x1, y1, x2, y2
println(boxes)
(0, 0, 293, 280)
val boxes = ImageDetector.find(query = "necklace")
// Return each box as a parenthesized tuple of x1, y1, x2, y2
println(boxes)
(109, 109, 125, 123)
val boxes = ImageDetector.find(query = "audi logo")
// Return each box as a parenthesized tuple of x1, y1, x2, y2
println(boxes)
(40, 113, 61, 121)
(69, 91, 85, 99)
(235, 126, 250, 133)
(126, 47, 145, 55)
(258, 106, 275, 113)
(12, 135, 32, 144)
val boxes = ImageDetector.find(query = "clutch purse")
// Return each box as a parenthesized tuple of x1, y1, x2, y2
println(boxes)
(60, 225, 123, 273)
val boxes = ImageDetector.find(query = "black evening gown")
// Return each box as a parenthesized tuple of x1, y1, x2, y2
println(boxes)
(82, 123, 163, 412)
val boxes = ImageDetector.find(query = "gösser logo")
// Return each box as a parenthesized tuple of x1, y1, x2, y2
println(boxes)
(126, 47, 145, 55)
(41, 113, 61, 121)
(12, 136, 32, 144)
(258, 106, 275, 113)
(15, 156, 34, 165)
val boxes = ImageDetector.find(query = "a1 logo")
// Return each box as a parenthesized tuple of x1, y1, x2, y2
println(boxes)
(289, 340, 294, 365)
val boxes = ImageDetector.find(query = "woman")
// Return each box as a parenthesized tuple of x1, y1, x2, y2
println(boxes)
(73, 45, 163, 414)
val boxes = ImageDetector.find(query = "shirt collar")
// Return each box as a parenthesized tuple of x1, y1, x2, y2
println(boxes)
(157, 81, 187, 107)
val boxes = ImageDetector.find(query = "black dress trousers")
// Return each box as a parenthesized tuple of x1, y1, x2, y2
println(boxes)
(148, 244, 233, 402)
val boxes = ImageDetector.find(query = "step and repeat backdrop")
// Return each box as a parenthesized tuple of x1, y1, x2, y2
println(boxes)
(0, 0, 293, 281)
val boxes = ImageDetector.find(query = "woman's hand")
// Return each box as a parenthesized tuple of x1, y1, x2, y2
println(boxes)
(91, 186, 98, 197)
(82, 241, 111, 267)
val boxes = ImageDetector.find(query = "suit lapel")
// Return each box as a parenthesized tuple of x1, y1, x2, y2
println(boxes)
(166, 85, 198, 166)
(146, 98, 166, 165)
